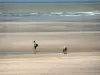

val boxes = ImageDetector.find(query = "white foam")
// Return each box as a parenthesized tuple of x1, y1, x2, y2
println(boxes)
(30, 13, 39, 15)
(0, 11, 100, 17)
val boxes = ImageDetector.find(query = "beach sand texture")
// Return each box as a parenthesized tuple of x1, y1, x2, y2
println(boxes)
(0, 22, 100, 53)
(0, 52, 100, 75)
(0, 22, 100, 75)
(0, 2, 100, 75)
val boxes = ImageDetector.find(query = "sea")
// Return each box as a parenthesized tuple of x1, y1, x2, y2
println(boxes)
(0, 3, 100, 22)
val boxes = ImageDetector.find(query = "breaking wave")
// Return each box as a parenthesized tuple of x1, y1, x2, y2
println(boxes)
(0, 11, 100, 17)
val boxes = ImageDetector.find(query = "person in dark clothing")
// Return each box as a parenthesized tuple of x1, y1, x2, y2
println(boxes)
(33, 41, 38, 54)
(63, 47, 67, 54)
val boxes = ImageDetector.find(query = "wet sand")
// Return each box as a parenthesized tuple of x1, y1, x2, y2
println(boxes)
(0, 22, 100, 32)
(0, 22, 100, 53)
(0, 32, 100, 53)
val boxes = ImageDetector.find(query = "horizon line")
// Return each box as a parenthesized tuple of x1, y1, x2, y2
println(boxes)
(0, 1, 100, 3)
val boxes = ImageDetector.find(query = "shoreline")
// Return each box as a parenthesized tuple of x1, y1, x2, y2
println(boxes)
(0, 52, 100, 59)
(0, 21, 100, 24)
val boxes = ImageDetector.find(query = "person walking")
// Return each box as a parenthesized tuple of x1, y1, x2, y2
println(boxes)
(63, 47, 67, 54)
(33, 41, 38, 54)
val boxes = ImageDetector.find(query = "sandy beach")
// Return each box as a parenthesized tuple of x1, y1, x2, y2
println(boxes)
(0, 31, 100, 52)
(0, 2, 100, 75)
(0, 22, 100, 75)
(0, 22, 100, 53)
(0, 52, 100, 75)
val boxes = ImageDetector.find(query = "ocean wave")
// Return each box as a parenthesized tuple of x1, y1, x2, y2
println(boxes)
(0, 11, 100, 17)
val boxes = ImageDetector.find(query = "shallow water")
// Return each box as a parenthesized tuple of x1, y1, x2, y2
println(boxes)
(0, 51, 62, 55)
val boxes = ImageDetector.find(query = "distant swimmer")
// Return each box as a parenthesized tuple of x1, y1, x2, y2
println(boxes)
(33, 41, 39, 54)
(63, 47, 67, 54)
